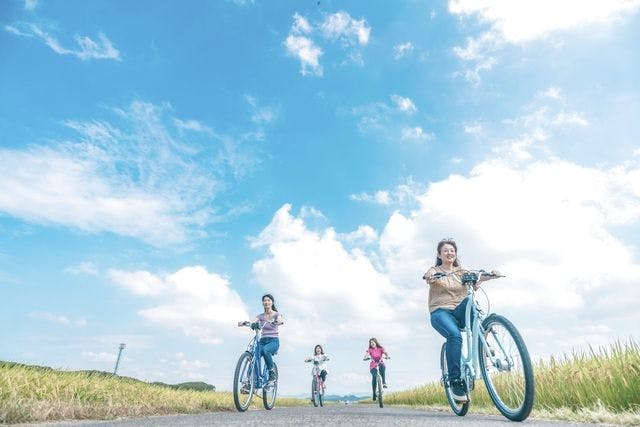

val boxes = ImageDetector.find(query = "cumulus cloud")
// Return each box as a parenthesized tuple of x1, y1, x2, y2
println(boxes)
(284, 11, 372, 76)
(284, 34, 324, 76)
(250, 204, 408, 347)
(320, 11, 371, 46)
(449, 0, 640, 43)
(109, 266, 250, 344)
(449, 0, 640, 83)
(4, 23, 121, 61)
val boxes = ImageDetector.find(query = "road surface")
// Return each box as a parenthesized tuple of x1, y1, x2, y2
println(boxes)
(30, 404, 613, 427)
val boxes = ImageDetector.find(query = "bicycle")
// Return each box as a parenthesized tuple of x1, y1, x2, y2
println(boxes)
(305, 357, 328, 407)
(363, 355, 389, 408)
(432, 269, 535, 421)
(233, 321, 278, 412)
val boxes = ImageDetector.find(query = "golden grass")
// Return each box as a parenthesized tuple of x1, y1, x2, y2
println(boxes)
(0, 362, 306, 423)
(384, 340, 640, 425)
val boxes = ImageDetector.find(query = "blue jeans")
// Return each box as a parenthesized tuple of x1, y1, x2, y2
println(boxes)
(370, 364, 386, 396)
(259, 337, 279, 372)
(430, 297, 468, 380)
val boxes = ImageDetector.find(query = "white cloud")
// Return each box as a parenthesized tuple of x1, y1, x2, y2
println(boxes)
(245, 95, 279, 124)
(463, 122, 484, 135)
(393, 42, 414, 59)
(284, 11, 372, 76)
(64, 261, 99, 276)
(553, 112, 588, 126)
(390, 95, 417, 113)
(284, 35, 323, 77)
(5, 23, 121, 61)
(401, 126, 434, 142)
(339, 225, 379, 245)
(292, 13, 312, 34)
(350, 178, 427, 207)
(449, 0, 640, 43)
(30, 312, 87, 327)
(250, 204, 407, 347)
(320, 11, 371, 46)
(0, 100, 262, 246)
(109, 266, 250, 344)
(174, 118, 212, 135)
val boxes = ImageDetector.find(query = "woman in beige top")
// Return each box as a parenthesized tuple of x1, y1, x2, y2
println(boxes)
(423, 238, 499, 402)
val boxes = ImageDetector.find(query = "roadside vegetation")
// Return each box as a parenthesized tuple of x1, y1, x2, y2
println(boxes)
(384, 340, 640, 425)
(0, 361, 306, 424)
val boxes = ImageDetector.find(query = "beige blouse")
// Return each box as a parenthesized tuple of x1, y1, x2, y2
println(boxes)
(426, 266, 467, 313)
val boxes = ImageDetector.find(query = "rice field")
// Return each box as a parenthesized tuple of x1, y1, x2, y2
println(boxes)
(0, 362, 306, 424)
(384, 340, 640, 425)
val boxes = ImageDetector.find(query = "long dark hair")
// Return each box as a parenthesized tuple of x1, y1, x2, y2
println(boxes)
(435, 238, 460, 267)
(368, 337, 382, 349)
(262, 293, 277, 312)
(314, 344, 324, 355)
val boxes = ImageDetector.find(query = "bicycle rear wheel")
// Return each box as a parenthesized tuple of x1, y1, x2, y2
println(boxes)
(262, 363, 278, 410)
(376, 373, 383, 408)
(440, 343, 469, 416)
(479, 314, 535, 421)
(233, 351, 254, 412)
(311, 377, 319, 407)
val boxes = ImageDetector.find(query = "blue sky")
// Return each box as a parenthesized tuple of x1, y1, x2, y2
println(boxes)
(2, 0, 640, 395)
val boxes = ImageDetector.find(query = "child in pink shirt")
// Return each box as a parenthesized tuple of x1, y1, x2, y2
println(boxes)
(363, 337, 390, 401)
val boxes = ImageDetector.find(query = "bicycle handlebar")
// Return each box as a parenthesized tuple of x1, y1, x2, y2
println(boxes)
(425, 269, 504, 281)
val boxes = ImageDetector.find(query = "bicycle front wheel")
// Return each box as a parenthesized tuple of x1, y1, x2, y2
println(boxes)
(440, 343, 469, 416)
(311, 377, 319, 407)
(479, 314, 535, 421)
(376, 373, 383, 408)
(262, 363, 278, 410)
(318, 381, 324, 407)
(233, 351, 254, 412)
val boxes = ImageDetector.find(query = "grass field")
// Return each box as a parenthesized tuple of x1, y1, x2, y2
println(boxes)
(384, 340, 640, 425)
(0, 361, 306, 424)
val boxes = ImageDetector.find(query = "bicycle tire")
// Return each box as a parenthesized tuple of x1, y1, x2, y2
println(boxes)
(479, 314, 535, 421)
(233, 351, 254, 412)
(377, 372, 383, 408)
(319, 381, 324, 407)
(311, 377, 319, 407)
(440, 343, 469, 416)
(262, 363, 278, 410)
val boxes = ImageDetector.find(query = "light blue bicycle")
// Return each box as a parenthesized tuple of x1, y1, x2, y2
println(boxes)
(434, 269, 535, 421)
(233, 321, 278, 412)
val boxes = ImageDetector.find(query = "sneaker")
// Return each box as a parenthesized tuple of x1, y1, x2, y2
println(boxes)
(450, 379, 468, 402)
(383, 383, 388, 389)
(240, 383, 250, 394)
(267, 369, 276, 384)
(372, 395, 377, 401)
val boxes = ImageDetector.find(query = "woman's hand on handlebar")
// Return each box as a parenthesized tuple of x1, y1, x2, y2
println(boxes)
(237, 321, 250, 327)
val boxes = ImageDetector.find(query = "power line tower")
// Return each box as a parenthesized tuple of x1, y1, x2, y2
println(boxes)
(113, 343, 126, 375)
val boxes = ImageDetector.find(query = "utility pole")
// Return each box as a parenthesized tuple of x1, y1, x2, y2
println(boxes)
(113, 343, 126, 375)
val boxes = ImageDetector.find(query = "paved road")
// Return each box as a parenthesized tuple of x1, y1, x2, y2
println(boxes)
(32, 405, 610, 427)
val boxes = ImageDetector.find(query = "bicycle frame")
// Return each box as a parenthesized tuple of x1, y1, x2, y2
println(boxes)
(459, 273, 510, 390)
(245, 328, 270, 390)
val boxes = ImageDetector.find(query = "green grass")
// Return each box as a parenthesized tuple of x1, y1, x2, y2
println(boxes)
(384, 340, 640, 425)
(0, 361, 306, 424)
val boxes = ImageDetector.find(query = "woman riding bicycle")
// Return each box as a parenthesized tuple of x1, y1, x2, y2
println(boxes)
(237, 293, 283, 384)
(304, 344, 329, 389)
(363, 337, 389, 401)
(423, 238, 499, 402)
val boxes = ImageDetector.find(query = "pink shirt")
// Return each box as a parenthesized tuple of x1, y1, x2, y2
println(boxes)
(367, 347, 385, 370)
